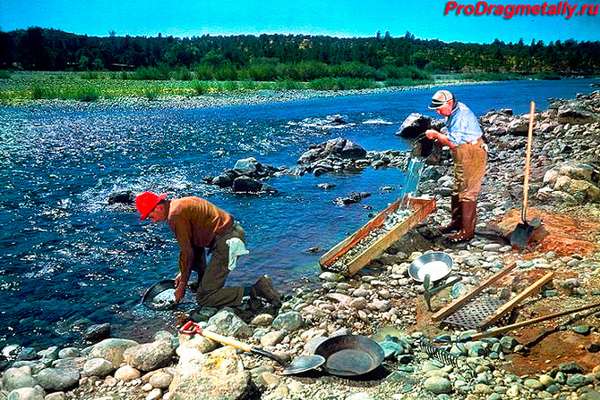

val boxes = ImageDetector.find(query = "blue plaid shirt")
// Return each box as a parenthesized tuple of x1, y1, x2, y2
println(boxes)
(440, 102, 483, 146)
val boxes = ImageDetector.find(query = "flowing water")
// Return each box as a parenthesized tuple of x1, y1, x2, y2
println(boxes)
(0, 79, 597, 347)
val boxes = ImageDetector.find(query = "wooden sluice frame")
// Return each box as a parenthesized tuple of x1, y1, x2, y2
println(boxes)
(432, 262, 555, 330)
(320, 196, 436, 276)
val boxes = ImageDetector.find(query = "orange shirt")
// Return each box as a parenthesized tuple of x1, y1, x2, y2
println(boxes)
(167, 197, 233, 278)
(167, 197, 233, 249)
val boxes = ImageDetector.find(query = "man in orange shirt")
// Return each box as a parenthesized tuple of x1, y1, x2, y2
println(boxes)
(135, 192, 281, 307)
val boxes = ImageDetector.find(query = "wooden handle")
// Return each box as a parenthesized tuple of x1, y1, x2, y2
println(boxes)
(201, 329, 253, 352)
(522, 101, 535, 222)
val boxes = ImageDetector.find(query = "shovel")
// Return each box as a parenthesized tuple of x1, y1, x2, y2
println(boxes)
(510, 101, 542, 250)
(179, 321, 325, 375)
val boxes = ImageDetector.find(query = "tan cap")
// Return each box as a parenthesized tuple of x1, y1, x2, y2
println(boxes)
(429, 90, 454, 109)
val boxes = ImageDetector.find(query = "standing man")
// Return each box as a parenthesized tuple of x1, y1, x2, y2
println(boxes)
(424, 90, 487, 242)
(135, 192, 281, 307)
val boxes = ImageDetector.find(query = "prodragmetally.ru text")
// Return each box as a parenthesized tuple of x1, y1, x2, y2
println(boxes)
(444, 1, 599, 19)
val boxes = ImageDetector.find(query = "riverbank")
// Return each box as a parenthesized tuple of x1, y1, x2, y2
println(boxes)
(0, 71, 587, 106)
(1, 91, 599, 400)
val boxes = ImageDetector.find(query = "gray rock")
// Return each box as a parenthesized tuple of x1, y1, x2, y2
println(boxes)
(149, 371, 173, 389)
(349, 297, 368, 310)
(206, 309, 252, 338)
(107, 190, 134, 205)
(260, 331, 285, 347)
(89, 338, 139, 368)
(82, 358, 114, 377)
(51, 357, 86, 370)
(169, 346, 251, 400)
(557, 106, 595, 124)
(566, 373, 589, 387)
(272, 312, 303, 332)
(84, 323, 111, 342)
(6, 386, 45, 400)
(524, 378, 543, 390)
(319, 272, 343, 282)
(2, 367, 37, 392)
(499, 336, 518, 351)
(16, 348, 37, 361)
(232, 176, 263, 193)
(423, 376, 452, 394)
(559, 361, 584, 374)
(250, 314, 274, 326)
(34, 368, 79, 391)
(189, 307, 218, 322)
(57, 348, 79, 359)
(123, 341, 175, 372)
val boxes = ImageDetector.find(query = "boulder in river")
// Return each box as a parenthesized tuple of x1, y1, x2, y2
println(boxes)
(108, 190, 135, 205)
(84, 323, 111, 342)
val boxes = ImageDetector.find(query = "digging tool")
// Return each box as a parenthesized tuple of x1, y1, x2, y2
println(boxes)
(179, 321, 325, 375)
(510, 101, 542, 250)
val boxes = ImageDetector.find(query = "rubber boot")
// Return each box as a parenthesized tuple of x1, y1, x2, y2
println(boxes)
(447, 201, 477, 243)
(250, 275, 282, 305)
(439, 195, 461, 234)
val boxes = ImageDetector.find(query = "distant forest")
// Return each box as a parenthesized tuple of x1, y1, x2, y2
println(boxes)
(1, 27, 599, 79)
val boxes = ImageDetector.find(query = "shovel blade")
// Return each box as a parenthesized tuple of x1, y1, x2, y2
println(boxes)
(281, 355, 325, 375)
(510, 222, 535, 250)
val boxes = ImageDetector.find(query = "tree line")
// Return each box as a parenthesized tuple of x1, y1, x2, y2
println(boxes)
(0, 27, 598, 79)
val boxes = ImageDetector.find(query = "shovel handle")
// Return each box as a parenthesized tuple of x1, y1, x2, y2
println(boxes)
(522, 101, 535, 222)
(179, 321, 253, 352)
(200, 329, 254, 352)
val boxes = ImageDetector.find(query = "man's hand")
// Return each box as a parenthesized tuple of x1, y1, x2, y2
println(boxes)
(174, 272, 181, 288)
(425, 129, 439, 140)
(174, 281, 186, 303)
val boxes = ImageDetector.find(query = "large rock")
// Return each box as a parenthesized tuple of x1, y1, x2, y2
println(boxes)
(2, 366, 37, 392)
(272, 312, 303, 332)
(232, 176, 263, 193)
(396, 113, 431, 138)
(169, 347, 252, 400)
(33, 368, 79, 391)
(84, 323, 111, 342)
(206, 309, 252, 338)
(6, 386, 45, 400)
(557, 106, 595, 124)
(107, 191, 134, 205)
(233, 157, 259, 174)
(89, 338, 139, 368)
(123, 341, 175, 372)
(505, 117, 530, 136)
(211, 173, 234, 188)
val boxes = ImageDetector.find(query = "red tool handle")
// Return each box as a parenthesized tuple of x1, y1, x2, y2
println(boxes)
(179, 320, 203, 335)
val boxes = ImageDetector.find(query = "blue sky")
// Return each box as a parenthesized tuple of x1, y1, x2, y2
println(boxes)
(1, 0, 598, 43)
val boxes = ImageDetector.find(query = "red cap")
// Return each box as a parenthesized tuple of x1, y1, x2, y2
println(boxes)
(135, 191, 167, 220)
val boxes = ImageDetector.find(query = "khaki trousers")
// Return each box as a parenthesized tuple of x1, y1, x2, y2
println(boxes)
(452, 141, 487, 202)
(191, 223, 245, 307)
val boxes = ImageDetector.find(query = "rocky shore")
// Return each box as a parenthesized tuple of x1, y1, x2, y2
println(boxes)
(2, 91, 600, 400)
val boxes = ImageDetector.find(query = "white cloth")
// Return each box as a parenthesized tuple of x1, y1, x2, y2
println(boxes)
(226, 238, 249, 271)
